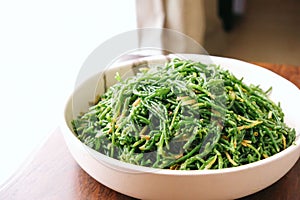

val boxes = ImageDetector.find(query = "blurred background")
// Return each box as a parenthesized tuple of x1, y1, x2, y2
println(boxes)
(204, 0, 300, 65)
(0, 0, 299, 186)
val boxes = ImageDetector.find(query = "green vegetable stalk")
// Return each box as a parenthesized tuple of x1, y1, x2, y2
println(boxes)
(72, 58, 296, 170)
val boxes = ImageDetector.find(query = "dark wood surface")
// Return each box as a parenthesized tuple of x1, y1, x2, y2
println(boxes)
(0, 63, 299, 200)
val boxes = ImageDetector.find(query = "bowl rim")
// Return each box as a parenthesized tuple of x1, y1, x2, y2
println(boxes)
(63, 54, 300, 176)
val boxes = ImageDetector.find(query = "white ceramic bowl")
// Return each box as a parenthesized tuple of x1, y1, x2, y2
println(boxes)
(62, 55, 300, 200)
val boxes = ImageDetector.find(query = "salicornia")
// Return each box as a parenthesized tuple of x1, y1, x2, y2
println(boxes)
(72, 58, 296, 170)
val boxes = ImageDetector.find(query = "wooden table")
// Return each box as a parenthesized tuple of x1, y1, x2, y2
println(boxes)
(0, 63, 299, 200)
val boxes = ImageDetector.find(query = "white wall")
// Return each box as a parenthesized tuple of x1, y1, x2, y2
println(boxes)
(0, 0, 136, 186)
